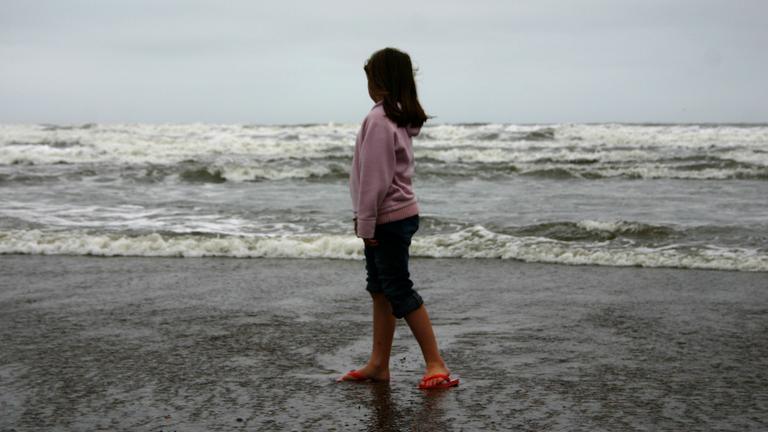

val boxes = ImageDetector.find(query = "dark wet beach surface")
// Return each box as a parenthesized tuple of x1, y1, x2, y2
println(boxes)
(1, 255, 767, 431)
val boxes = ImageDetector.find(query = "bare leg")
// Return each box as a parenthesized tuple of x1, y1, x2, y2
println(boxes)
(368, 292, 396, 373)
(340, 292, 395, 381)
(404, 304, 451, 387)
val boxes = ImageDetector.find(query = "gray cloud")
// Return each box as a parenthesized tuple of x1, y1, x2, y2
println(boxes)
(1, 0, 766, 123)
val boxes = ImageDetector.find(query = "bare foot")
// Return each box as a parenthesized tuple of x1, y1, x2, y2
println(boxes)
(420, 361, 451, 387)
(338, 363, 390, 382)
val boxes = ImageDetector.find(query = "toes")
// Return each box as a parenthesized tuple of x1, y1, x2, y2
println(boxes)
(421, 377, 442, 388)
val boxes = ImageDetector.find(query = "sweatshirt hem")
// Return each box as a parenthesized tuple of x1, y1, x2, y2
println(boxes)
(376, 201, 419, 225)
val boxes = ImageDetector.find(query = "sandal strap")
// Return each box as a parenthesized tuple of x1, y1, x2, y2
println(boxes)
(420, 373, 450, 383)
(346, 370, 367, 380)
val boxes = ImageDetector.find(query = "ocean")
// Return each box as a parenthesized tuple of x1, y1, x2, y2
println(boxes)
(1, 122, 766, 271)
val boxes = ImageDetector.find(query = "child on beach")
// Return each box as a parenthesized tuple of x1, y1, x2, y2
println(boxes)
(339, 47, 459, 390)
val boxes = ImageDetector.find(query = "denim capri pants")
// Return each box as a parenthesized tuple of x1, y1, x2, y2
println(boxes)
(364, 214, 423, 319)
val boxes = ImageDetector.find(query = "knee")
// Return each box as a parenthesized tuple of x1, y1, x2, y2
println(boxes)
(380, 276, 414, 299)
(387, 291, 424, 319)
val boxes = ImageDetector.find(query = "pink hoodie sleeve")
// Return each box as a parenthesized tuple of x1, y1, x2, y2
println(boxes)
(355, 116, 395, 239)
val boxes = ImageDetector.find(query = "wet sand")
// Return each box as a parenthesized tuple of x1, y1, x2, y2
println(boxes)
(1, 255, 766, 431)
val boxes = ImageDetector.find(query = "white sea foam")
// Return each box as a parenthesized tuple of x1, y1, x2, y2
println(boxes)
(0, 229, 363, 259)
(576, 220, 650, 233)
(2, 228, 766, 272)
(213, 162, 343, 181)
(0, 201, 308, 235)
(576, 220, 625, 232)
(177, 160, 766, 182)
(2, 123, 766, 174)
(0, 123, 357, 166)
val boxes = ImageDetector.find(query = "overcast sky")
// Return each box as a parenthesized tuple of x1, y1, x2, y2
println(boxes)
(1, 0, 766, 124)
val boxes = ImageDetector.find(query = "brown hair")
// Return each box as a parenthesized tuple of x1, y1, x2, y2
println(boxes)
(364, 47, 430, 128)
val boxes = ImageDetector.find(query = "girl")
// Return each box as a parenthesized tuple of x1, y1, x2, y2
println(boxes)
(339, 47, 459, 390)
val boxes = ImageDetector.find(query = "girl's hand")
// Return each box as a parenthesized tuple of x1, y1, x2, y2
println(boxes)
(354, 218, 378, 246)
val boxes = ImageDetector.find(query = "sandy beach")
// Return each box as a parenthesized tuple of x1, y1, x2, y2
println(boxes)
(1, 255, 766, 431)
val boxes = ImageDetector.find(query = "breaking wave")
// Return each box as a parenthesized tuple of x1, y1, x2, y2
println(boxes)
(1, 123, 766, 181)
(1, 228, 765, 272)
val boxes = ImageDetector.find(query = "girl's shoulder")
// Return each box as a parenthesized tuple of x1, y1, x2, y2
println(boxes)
(363, 104, 395, 130)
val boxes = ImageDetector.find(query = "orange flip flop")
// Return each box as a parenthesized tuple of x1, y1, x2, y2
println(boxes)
(418, 373, 460, 389)
(337, 370, 375, 382)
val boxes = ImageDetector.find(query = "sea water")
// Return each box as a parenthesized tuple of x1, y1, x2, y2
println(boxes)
(0, 122, 766, 271)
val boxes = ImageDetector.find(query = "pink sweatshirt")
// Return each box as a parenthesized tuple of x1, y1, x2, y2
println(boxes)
(349, 100, 421, 239)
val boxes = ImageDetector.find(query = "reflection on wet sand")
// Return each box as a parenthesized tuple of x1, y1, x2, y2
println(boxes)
(339, 380, 454, 432)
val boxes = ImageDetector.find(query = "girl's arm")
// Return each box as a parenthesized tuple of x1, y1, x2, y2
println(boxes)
(354, 117, 396, 239)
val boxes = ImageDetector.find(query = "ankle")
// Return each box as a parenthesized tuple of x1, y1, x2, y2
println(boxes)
(366, 360, 390, 371)
(425, 359, 447, 370)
